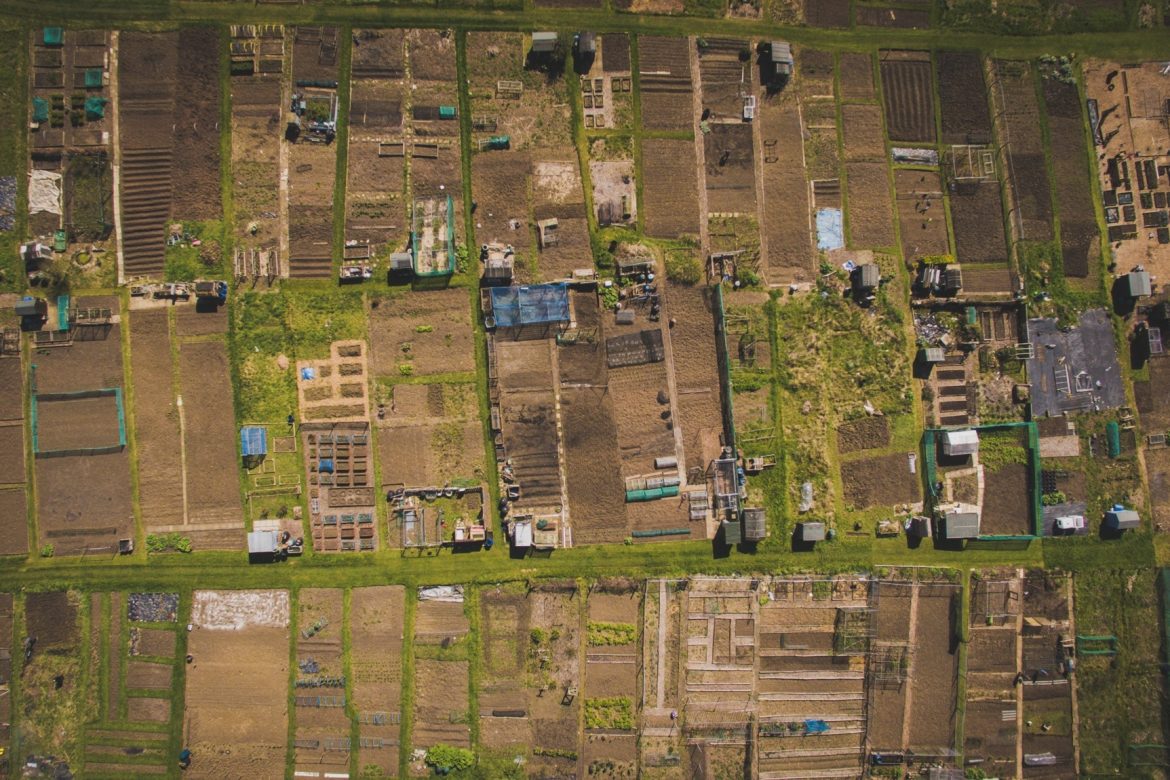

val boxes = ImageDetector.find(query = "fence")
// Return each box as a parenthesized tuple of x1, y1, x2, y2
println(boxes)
(31, 387, 126, 457)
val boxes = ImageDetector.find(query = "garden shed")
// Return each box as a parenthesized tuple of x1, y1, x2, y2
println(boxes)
(941, 429, 980, 457)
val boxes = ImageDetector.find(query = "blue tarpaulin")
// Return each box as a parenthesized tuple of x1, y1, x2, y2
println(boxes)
(300, 367, 317, 381)
(240, 426, 268, 457)
(489, 283, 571, 328)
(816, 208, 843, 251)
(804, 719, 830, 734)
(318, 459, 334, 474)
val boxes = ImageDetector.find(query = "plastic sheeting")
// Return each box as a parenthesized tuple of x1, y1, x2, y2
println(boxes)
(29, 170, 62, 216)
(418, 585, 465, 602)
(815, 208, 843, 251)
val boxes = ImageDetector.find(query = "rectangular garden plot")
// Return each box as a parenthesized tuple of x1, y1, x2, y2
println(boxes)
(638, 36, 694, 132)
(758, 88, 814, 283)
(293, 589, 350, 774)
(21, 591, 86, 767)
(1042, 72, 1099, 279)
(412, 588, 471, 750)
(230, 55, 283, 256)
(129, 308, 183, 529)
(185, 590, 290, 780)
(991, 61, 1054, 243)
(581, 583, 640, 777)
(345, 71, 407, 256)
(895, 169, 950, 261)
(937, 51, 992, 145)
(350, 586, 405, 774)
(846, 162, 895, 248)
(838, 52, 875, 102)
(642, 138, 701, 238)
(879, 51, 936, 143)
(32, 297, 133, 556)
(842, 103, 886, 162)
(703, 122, 756, 214)
(950, 178, 1009, 265)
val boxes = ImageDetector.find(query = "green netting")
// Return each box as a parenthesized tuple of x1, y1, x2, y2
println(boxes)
(1106, 421, 1121, 458)
(84, 69, 103, 89)
(626, 486, 679, 502)
(43, 27, 63, 45)
(85, 97, 107, 119)
(32, 97, 48, 124)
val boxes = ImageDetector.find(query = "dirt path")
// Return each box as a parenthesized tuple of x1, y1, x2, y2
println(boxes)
(688, 38, 709, 255)
(110, 32, 126, 283)
(659, 307, 687, 488)
(901, 580, 920, 749)
(750, 53, 768, 274)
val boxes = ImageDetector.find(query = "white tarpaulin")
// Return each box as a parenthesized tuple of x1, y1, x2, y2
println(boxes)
(28, 170, 62, 215)
(417, 585, 464, 603)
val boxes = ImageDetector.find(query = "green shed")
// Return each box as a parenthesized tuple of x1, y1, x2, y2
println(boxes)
(438, 105, 457, 120)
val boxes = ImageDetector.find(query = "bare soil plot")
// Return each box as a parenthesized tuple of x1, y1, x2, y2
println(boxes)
(601, 34, 630, 73)
(230, 72, 282, 251)
(179, 340, 245, 547)
(806, 0, 851, 27)
(895, 168, 950, 260)
(697, 38, 750, 120)
(531, 160, 592, 281)
(34, 298, 133, 555)
(471, 151, 533, 257)
(642, 138, 701, 238)
(345, 79, 408, 254)
(858, 6, 931, 27)
(368, 288, 474, 378)
(937, 51, 992, 145)
(35, 394, 120, 451)
(185, 591, 289, 779)
(836, 415, 890, 454)
(907, 583, 959, 750)
(667, 282, 724, 476)
(842, 451, 920, 509)
(639, 36, 694, 132)
(407, 29, 456, 83)
(0, 355, 23, 421)
(351, 29, 405, 79)
(0, 489, 28, 555)
(879, 51, 936, 143)
(351, 586, 405, 774)
(981, 462, 1032, 535)
(27, 590, 78, 648)
(796, 48, 835, 100)
(951, 180, 1009, 264)
(845, 161, 895, 248)
(1042, 74, 1099, 278)
(590, 159, 637, 228)
(0, 424, 23, 482)
(991, 60, 1055, 241)
(838, 52, 875, 102)
(841, 103, 886, 161)
(703, 123, 756, 213)
(171, 27, 222, 220)
(759, 90, 814, 282)
(287, 135, 337, 278)
(562, 385, 628, 544)
(412, 657, 470, 750)
(495, 339, 562, 509)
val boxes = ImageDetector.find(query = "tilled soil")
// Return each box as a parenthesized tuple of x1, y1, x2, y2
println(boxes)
(879, 53, 936, 143)
(642, 138, 700, 238)
(171, 28, 222, 220)
(836, 415, 891, 454)
(981, 463, 1032, 535)
(937, 51, 993, 145)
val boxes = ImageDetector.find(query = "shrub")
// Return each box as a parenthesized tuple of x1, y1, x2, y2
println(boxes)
(587, 622, 636, 646)
(39, 544, 54, 558)
(425, 744, 475, 772)
(665, 251, 701, 284)
(584, 697, 634, 730)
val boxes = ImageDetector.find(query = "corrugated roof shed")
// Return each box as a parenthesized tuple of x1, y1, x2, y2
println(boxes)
(800, 522, 825, 542)
(919, 347, 945, 363)
(1127, 270, 1152, 298)
(743, 508, 767, 541)
(943, 511, 980, 539)
(942, 429, 980, 456)
(855, 263, 880, 289)
(532, 31, 558, 52)
(722, 519, 742, 545)
(247, 530, 279, 557)
(1105, 508, 1140, 530)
